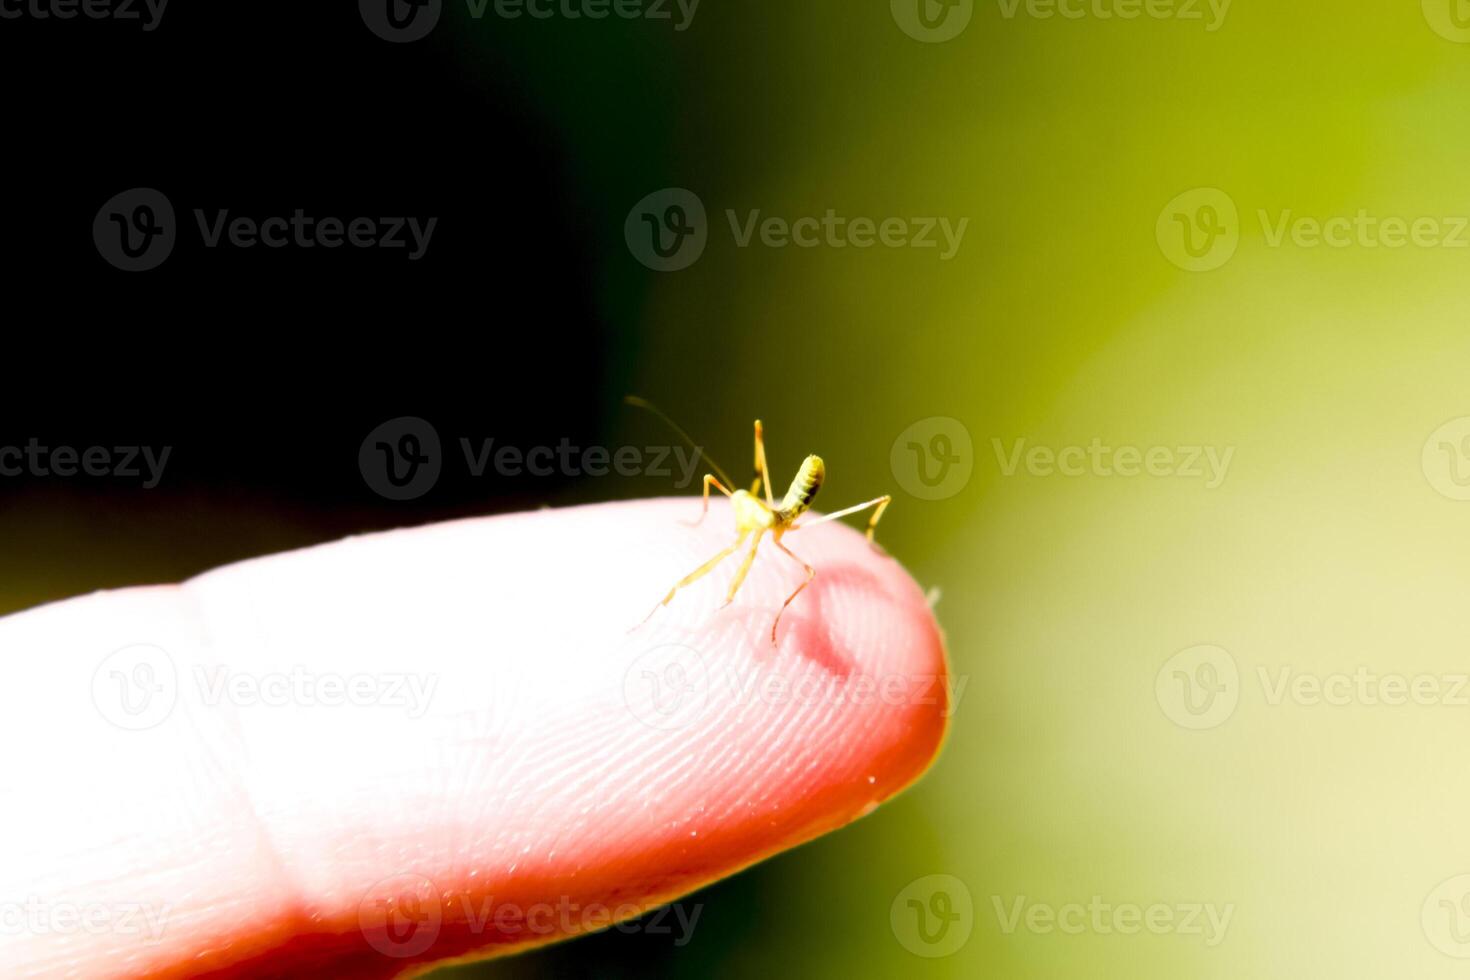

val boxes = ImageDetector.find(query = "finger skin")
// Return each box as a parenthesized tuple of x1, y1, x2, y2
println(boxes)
(0, 499, 951, 978)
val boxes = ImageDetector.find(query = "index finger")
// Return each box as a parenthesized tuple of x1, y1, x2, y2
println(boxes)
(0, 497, 951, 978)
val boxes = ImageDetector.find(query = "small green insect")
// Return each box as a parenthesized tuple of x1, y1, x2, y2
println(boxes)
(628, 397, 891, 645)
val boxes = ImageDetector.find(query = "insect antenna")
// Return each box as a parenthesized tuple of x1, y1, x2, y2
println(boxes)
(623, 395, 736, 489)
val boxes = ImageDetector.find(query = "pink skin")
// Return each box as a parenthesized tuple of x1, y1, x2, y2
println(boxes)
(0, 498, 951, 978)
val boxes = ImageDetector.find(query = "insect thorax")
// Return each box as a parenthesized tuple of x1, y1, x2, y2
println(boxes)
(732, 489, 777, 531)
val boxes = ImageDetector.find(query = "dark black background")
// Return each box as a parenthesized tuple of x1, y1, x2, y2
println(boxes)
(0, 5, 756, 977)
(0, 2, 625, 566)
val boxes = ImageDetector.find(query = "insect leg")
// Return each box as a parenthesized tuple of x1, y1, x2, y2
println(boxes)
(770, 537, 816, 645)
(789, 495, 892, 542)
(639, 531, 748, 627)
(684, 473, 734, 527)
(721, 529, 766, 606)
(751, 420, 775, 507)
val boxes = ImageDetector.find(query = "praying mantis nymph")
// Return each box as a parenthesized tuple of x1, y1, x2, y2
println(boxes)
(628, 397, 892, 645)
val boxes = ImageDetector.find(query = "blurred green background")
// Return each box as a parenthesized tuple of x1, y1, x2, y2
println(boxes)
(453, 3, 1470, 976)
(455, 2, 1470, 977)
(11, 1, 1470, 977)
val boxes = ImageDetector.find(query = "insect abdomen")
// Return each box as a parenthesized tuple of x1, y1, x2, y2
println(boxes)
(779, 455, 825, 518)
